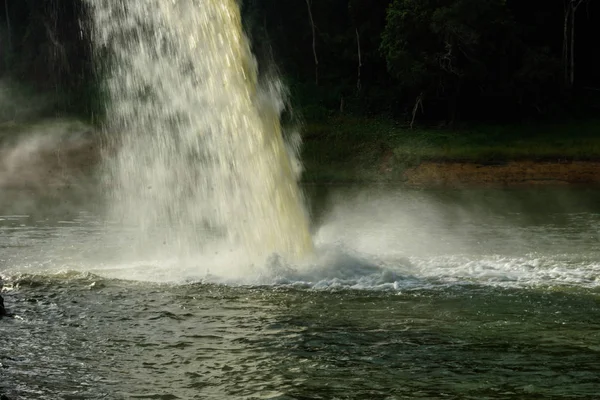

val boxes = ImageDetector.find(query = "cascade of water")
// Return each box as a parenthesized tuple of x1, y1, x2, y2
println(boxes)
(86, 0, 313, 262)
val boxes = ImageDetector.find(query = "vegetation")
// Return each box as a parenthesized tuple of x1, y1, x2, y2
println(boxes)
(301, 117, 600, 182)
(243, 0, 600, 123)
(1, 0, 598, 124)
(244, 0, 600, 181)
(1, 0, 600, 183)
(0, 0, 97, 121)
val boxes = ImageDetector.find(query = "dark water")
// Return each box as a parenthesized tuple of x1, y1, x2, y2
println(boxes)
(2, 187, 600, 399)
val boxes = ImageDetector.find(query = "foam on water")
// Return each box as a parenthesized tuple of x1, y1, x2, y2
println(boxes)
(3, 247, 599, 291)
(3, 186, 600, 290)
(2, 197, 599, 291)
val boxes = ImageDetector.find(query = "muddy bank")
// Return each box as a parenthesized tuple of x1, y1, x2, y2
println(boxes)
(402, 161, 600, 187)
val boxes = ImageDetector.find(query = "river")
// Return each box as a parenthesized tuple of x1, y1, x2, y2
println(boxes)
(1, 186, 600, 399)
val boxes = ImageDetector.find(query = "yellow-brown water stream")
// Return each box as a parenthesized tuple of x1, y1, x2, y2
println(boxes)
(86, 0, 313, 263)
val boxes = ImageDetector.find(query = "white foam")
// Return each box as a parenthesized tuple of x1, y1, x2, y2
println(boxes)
(2, 189, 599, 291)
(8, 243, 591, 291)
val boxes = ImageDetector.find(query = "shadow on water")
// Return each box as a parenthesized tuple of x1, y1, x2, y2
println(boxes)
(1, 274, 600, 399)
(1, 275, 283, 399)
(255, 286, 600, 399)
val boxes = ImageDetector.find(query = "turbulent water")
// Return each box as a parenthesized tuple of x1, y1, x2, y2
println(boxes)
(2, 2, 600, 399)
(86, 0, 312, 262)
(1, 187, 600, 399)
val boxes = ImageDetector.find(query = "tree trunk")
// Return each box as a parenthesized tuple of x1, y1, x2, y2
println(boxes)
(563, 2, 571, 87)
(571, 2, 577, 87)
(565, 0, 587, 89)
(305, 0, 318, 86)
(4, 0, 11, 52)
(356, 28, 362, 91)
(410, 92, 424, 130)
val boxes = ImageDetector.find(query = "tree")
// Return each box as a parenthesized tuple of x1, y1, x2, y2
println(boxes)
(4, 0, 11, 52)
(563, 0, 589, 89)
(0, 0, 97, 118)
(380, 0, 519, 123)
(305, 0, 319, 86)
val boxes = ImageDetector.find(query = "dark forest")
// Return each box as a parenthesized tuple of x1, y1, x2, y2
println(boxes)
(0, 0, 599, 125)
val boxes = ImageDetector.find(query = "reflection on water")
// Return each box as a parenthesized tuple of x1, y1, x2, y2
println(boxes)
(1, 187, 600, 398)
(2, 277, 600, 399)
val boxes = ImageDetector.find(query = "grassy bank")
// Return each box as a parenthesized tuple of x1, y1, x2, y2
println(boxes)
(300, 117, 600, 183)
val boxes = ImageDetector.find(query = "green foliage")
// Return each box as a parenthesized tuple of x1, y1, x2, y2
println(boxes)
(241, 0, 594, 123)
(380, 0, 522, 121)
(0, 0, 597, 125)
(380, 0, 434, 88)
(0, 0, 100, 122)
(301, 116, 600, 182)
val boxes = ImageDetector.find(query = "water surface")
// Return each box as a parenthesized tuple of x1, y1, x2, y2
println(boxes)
(2, 187, 600, 399)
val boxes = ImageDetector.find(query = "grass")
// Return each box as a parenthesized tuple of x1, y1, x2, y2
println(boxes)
(2, 112, 599, 184)
(300, 116, 600, 183)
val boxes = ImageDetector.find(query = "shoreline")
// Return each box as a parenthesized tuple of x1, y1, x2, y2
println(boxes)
(2, 156, 600, 190)
(301, 117, 600, 186)
(301, 160, 600, 187)
(1, 118, 600, 189)
(398, 160, 600, 188)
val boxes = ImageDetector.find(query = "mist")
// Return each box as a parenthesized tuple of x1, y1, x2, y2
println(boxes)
(0, 81, 102, 216)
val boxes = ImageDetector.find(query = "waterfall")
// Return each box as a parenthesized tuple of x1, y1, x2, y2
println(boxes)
(86, 0, 313, 263)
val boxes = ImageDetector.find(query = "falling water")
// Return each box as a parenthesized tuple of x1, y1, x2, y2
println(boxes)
(86, 0, 313, 262)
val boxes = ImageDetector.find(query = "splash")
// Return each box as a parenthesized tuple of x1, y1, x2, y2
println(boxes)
(86, 0, 313, 262)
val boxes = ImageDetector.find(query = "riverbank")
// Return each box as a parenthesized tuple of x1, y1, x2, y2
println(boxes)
(1, 117, 600, 189)
(301, 117, 600, 186)
(402, 160, 600, 187)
